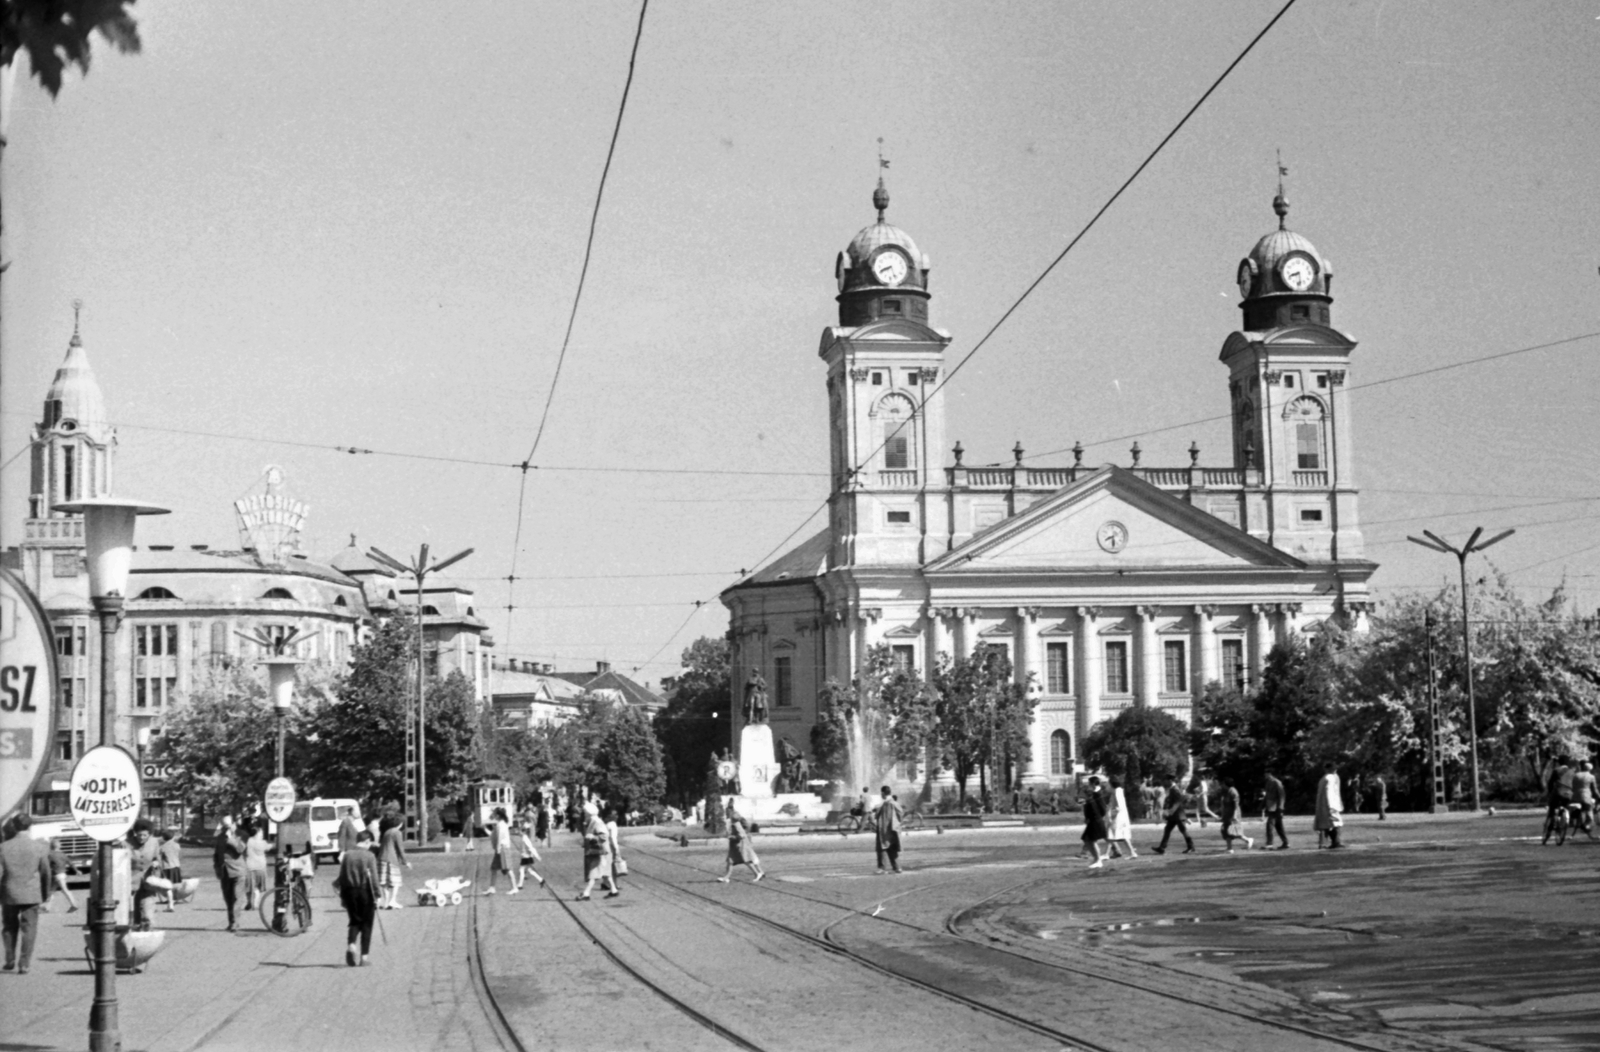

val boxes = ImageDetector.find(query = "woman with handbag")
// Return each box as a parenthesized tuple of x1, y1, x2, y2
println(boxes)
(577, 802, 619, 901)
(717, 799, 765, 883)
(604, 808, 627, 881)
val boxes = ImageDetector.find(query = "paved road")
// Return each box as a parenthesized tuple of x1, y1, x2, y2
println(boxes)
(3, 811, 1593, 1051)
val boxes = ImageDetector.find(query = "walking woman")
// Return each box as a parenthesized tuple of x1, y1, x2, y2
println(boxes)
(1106, 778, 1137, 860)
(577, 802, 620, 900)
(717, 799, 765, 883)
(1081, 775, 1111, 869)
(243, 819, 269, 910)
(1218, 774, 1254, 853)
(514, 819, 545, 888)
(1314, 762, 1345, 849)
(484, 808, 518, 895)
(338, 829, 380, 966)
(378, 814, 411, 908)
(535, 799, 552, 848)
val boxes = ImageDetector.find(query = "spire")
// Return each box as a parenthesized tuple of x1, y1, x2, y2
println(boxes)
(70, 298, 83, 346)
(874, 137, 890, 221)
(1273, 149, 1289, 231)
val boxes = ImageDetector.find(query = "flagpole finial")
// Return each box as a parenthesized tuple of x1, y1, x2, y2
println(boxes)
(873, 137, 890, 221)
(71, 299, 83, 343)
(1273, 149, 1289, 230)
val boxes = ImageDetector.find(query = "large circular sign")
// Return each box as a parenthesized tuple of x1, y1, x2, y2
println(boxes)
(264, 777, 296, 822)
(0, 568, 61, 821)
(69, 745, 143, 843)
(715, 760, 737, 782)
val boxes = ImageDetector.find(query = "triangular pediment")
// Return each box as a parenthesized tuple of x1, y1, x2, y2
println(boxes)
(881, 623, 923, 638)
(926, 466, 1304, 575)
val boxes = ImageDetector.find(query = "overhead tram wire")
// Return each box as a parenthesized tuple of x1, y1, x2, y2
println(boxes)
(630, 0, 1302, 680)
(505, 0, 649, 650)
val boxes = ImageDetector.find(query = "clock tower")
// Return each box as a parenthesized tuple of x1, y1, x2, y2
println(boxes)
(821, 179, 951, 568)
(1221, 190, 1363, 562)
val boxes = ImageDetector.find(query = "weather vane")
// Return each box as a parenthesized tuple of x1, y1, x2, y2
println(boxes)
(1274, 149, 1290, 230)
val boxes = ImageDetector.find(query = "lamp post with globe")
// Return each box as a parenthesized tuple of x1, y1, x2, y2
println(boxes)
(56, 497, 170, 1052)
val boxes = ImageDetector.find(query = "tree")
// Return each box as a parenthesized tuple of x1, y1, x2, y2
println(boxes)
(652, 637, 731, 808)
(590, 702, 666, 814)
(810, 679, 854, 783)
(3, 0, 140, 97)
(930, 644, 1036, 806)
(1082, 707, 1190, 790)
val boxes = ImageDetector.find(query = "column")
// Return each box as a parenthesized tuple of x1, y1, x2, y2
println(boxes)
(955, 608, 976, 661)
(1135, 606, 1160, 709)
(1075, 607, 1100, 760)
(1248, 604, 1270, 687)
(1015, 607, 1042, 778)
(829, 610, 851, 686)
(926, 606, 951, 679)
(1193, 605, 1217, 704)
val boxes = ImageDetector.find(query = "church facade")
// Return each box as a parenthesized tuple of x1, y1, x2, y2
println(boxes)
(721, 182, 1376, 784)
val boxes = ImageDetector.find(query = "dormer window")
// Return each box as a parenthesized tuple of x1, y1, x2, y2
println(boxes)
(262, 587, 294, 600)
(135, 587, 179, 600)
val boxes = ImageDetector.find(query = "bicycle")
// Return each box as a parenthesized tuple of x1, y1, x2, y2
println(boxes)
(835, 804, 926, 834)
(260, 868, 313, 936)
(1544, 802, 1574, 846)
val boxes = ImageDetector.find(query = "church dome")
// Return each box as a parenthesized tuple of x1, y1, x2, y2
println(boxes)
(1247, 227, 1326, 279)
(43, 323, 110, 439)
(847, 220, 925, 271)
(1236, 190, 1332, 305)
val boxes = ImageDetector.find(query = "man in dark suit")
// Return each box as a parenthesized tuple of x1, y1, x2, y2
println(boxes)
(1152, 774, 1196, 855)
(1, 815, 54, 973)
(212, 815, 249, 931)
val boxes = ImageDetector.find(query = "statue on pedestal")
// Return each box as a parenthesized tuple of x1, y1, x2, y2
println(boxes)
(742, 670, 769, 725)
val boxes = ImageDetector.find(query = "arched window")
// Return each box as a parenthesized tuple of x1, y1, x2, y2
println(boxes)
(1236, 400, 1256, 467)
(422, 605, 440, 616)
(1284, 397, 1326, 470)
(261, 587, 294, 600)
(134, 587, 178, 600)
(872, 393, 917, 471)
(1050, 730, 1073, 775)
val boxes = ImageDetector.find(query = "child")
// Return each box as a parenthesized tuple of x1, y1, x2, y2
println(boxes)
(338, 830, 381, 966)
(514, 820, 545, 888)
(45, 838, 78, 913)
(159, 828, 184, 911)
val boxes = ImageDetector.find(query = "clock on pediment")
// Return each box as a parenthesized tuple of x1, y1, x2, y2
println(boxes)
(1096, 521, 1128, 554)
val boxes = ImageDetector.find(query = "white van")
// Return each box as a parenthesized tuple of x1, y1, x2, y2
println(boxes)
(284, 798, 362, 861)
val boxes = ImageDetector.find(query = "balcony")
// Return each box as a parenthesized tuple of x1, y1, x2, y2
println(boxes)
(24, 518, 84, 542)
(1291, 470, 1329, 487)
(876, 469, 918, 489)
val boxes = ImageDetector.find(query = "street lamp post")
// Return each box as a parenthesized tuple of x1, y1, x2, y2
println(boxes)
(367, 543, 473, 844)
(261, 650, 301, 920)
(1407, 526, 1515, 813)
(57, 497, 170, 1052)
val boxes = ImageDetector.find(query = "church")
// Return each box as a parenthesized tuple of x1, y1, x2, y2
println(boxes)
(720, 180, 1377, 785)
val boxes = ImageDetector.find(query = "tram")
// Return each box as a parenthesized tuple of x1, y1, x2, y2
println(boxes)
(465, 780, 518, 836)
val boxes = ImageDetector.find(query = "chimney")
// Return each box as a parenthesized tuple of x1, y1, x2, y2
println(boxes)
(597, 660, 611, 675)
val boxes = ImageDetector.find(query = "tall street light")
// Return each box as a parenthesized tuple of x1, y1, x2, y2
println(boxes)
(58, 497, 169, 1052)
(242, 626, 303, 922)
(367, 543, 473, 844)
(1407, 526, 1515, 813)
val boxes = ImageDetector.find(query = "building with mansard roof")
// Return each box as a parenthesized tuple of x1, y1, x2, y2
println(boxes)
(720, 181, 1375, 785)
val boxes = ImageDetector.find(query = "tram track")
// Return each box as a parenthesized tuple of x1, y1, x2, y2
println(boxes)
(628, 843, 1478, 1052)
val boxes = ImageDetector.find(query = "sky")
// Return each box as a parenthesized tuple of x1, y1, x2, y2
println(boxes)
(3, 0, 1599, 684)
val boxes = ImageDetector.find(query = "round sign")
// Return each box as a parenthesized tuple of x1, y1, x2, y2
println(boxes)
(715, 760, 737, 781)
(264, 777, 296, 822)
(0, 568, 61, 821)
(68, 745, 142, 843)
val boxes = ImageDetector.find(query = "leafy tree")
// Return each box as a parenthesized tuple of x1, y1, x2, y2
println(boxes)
(652, 637, 731, 808)
(3, 0, 141, 97)
(810, 679, 854, 783)
(590, 702, 665, 814)
(1082, 706, 1189, 793)
(930, 644, 1036, 805)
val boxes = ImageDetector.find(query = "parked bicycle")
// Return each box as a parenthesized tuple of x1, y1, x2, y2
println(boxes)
(261, 858, 314, 936)
(835, 802, 926, 834)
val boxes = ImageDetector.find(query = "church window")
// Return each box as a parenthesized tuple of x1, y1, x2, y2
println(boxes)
(1299, 508, 1324, 523)
(1050, 730, 1072, 775)
(210, 621, 228, 665)
(1286, 397, 1326, 470)
(1283, 373, 1296, 388)
(1163, 640, 1187, 693)
(883, 299, 902, 314)
(885, 433, 909, 468)
(871, 371, 884, 386)
(1104, 641, 1129, 694)
(1315, 372, 1329, 389)
(774, 656, 793, 708)
(1221, 639, 1245, 692)
(905, 371, 919, 386)
(53, 553, 80, 578)
(1290, 305, 1309, 322)
(891, 645, 915, 672)
(887, 510, 911, 525)
(1046, 641, 1070, 694)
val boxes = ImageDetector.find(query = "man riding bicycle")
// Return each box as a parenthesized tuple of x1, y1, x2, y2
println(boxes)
(1543, 757, 1577, 846)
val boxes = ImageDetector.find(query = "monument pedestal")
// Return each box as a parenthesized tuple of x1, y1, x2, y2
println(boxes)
(733, 724, 829, 824)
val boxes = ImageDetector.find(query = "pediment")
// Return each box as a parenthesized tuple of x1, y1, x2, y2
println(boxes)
(881, 623, 923, 638)
(1221, 324, 1357, 362)
(926, 466, 1304, 575)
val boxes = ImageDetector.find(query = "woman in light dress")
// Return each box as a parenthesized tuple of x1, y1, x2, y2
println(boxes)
(1314, 762, 1345, 849)
(1106, 777, 1138, 860)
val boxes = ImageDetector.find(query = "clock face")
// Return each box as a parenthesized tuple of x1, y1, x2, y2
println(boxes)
(872, 250, 909, 287)
(1096, 520, 1129, 554)
(1279, 255, 1316, 292)
(1237, 261, 1253, 298)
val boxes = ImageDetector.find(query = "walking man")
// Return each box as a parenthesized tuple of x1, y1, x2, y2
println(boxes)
(1190, 771, 1218, 828)
(1544, 757, 1576, 845)
(1315, 763, 1345, 849)
(213, 815, 249, 931)
(1152, 774, 1195, 855)
(1262, 770, 1289, 849)
(1373, 774, 1388, 820)
(1218, 774, 1253, 853)
(874, 786, 904, 874)
(1, 815, 52, 974)
(1574, 761, 1598, 837)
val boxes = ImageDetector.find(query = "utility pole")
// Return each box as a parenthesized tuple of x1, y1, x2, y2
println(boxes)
(1425, 608, 1444, 812)
(1407, 527, 1514, 812)
(368, 543, 474, 844)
